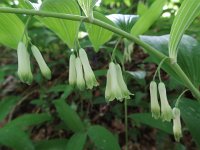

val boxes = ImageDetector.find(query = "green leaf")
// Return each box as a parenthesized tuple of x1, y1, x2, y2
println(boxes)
(66, 132, 87, 150)
(35, 139, 68, 150)
(6, 113, 52, 129)
(88, 125, 121, 150)
(137, 1, 148, 16)
(39, 0, 80, 48)
(129, 113, 173, 134)
(0, 96, 19, 122)
(54, 99, 85, 132)
(0, 127, 34, 150)
(131, 0, 166, 36)
(169, 0, 200, 62)
(106, 14, 138, 33)
(0, 13, 24, 49)
(179, 99, 200, 147)
(85, 11, 115, 52)
(140, 35, 200, 87)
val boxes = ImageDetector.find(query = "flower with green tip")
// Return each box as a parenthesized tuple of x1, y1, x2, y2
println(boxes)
(75, 57, 85, 90)
(105, 62, 132, 102)
(105, 69, 111, 101)
(69, 54, 77, 86)
(106, 62, 123, 101)
(79, 48, 99, 89)
(173, 107, 182, 142)
(115, 64, 133, 99)
(150, 81, 160, 119)
(158, 82, 173, 122)
(17, 42, 33, 84)
(31, 45, 51, 80)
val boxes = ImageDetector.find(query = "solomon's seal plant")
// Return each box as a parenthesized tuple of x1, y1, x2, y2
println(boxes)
(0, 0, 199, 148)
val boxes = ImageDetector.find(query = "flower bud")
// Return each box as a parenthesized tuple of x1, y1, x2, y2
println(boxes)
(17, 42, 33, 84)
(79, 48, 99, 89)
(31, 45, 51, 80)
(158, 82, 173, 121)
(115, 64, 133, 99)
(173, 107, 182, 142)
(75, 57, 85, 90)
(150, 81, 160, 119)
(69, 54, 77, 86)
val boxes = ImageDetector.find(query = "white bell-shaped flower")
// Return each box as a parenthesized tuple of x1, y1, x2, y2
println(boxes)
(105, 62, 123, 101)
(173, 107, 182, 142)
(105, 62, 132, 102)
(150, 81, 160, 119)
(79, 48, 99, 89)
(31, 45, 51, 80)
(69, 53, 77, 86)
(158, 82, 173, 121)
(75, 57, 85, 90)
(17, 42, 33, 84)
(115, 64, 132, 99)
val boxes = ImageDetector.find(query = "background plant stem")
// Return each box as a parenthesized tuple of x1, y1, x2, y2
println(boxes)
(124, 99, 128, 150)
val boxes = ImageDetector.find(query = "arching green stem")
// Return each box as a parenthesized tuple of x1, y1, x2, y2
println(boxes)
(0, 7, 200, 101)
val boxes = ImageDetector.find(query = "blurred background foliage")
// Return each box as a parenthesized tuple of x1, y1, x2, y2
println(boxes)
(0, 0, 200, 150)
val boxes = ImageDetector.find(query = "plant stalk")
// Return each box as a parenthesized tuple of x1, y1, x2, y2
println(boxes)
(124, 99, 128, 150)
(0, 7, 200, 101)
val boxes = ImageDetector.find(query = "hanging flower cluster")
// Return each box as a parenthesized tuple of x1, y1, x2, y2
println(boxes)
(69, 48, 99, 90)
(150, 80, 183, 142)
(150, 81, 173, 121)
(105, 62, 133, 102)
(17, 41, 51, 84)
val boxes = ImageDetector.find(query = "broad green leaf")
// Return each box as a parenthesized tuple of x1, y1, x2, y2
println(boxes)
(66, 132, 87, 150)
(129, 113, 173, 134)
(0, 127, 34, 150)
(0, 96, 19, 121)
(88, 125, 121, 150)
(169, 0, 200, 62)
(77, 0, 98, 21)
(0, 13, 24, 49)
(140, 35, 200, 87)
(179, 99, 200, 147)
(35, 139, 68, 150)
(39, 0, 80, 48)
(85, 11, 115, 52)
(54, 99, 85, 132)
(106, 14, 138, 33)
(6, 113, 52, 129)
(131, 0, 166, 36)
